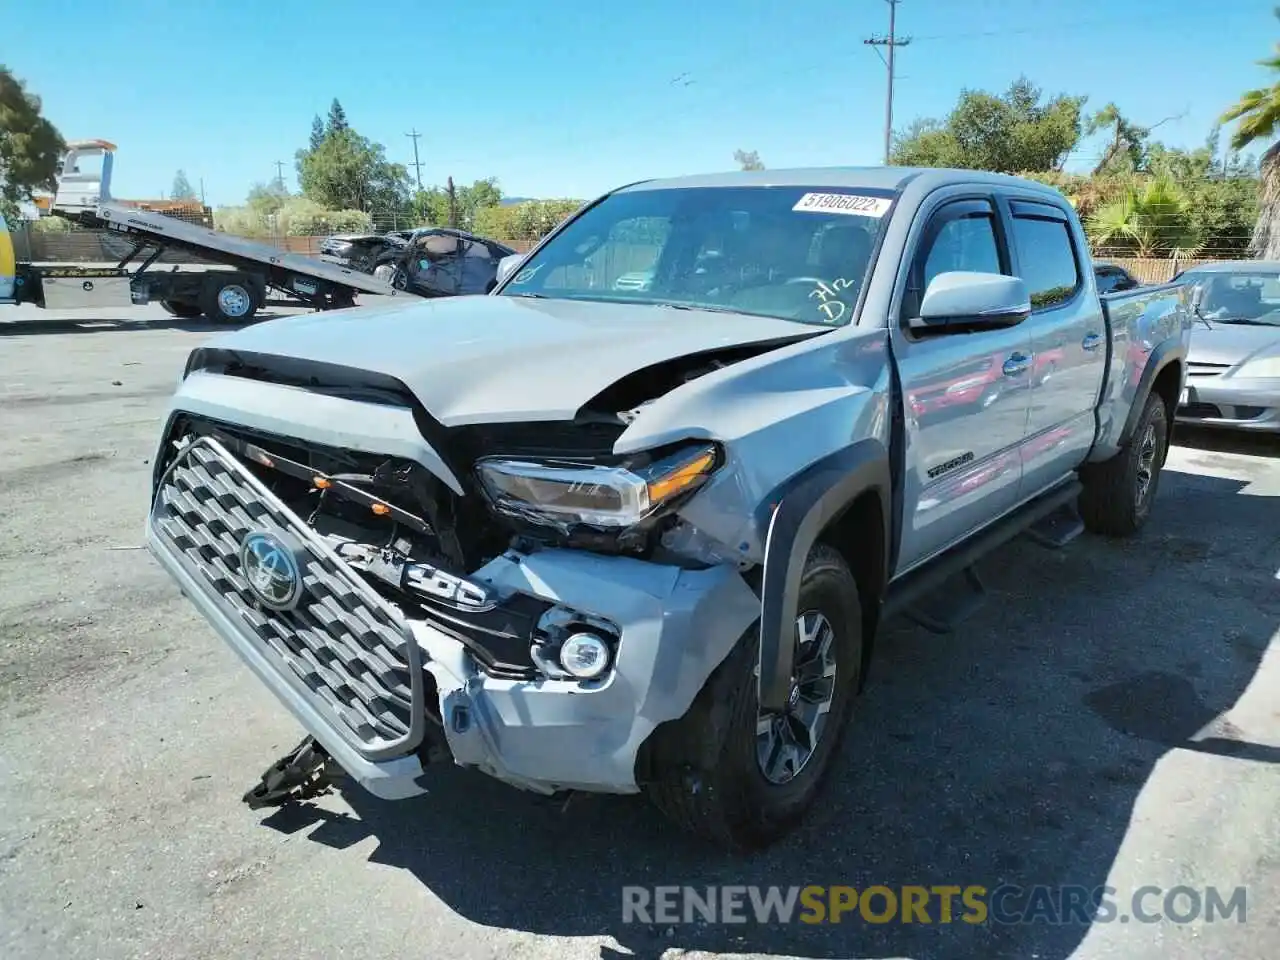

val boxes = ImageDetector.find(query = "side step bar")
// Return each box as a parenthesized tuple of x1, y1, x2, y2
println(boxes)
(883, 479, 1083, 631)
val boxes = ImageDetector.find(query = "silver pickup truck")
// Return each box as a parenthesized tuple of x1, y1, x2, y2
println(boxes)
(146, 167, 1192, 851)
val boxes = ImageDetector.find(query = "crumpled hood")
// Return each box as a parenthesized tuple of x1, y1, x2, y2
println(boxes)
(202, 294, 815, 426)
(1189, 321, 1280, 369)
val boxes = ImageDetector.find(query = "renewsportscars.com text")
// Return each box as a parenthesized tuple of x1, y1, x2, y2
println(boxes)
(621, 884, 1248, 926)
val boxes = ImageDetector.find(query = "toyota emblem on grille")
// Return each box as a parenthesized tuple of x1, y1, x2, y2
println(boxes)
(239, 531, 304, 610)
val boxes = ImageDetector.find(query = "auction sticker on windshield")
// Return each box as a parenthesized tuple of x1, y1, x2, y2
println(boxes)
(793, 193, 892, 217)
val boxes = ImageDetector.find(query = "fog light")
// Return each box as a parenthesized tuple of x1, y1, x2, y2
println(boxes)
(559, 632, 610, 679)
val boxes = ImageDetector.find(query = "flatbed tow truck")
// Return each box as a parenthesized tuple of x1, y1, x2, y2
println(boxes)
(0, 140, 397, 321)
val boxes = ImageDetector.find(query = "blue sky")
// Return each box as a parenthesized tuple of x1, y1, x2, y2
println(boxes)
(7, 0, 1275, 208)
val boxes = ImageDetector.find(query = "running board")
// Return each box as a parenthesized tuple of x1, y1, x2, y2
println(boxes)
(884, 479, 1083, 632)
(1023, 502, 1085, 549)
(902, 565, 987, 635)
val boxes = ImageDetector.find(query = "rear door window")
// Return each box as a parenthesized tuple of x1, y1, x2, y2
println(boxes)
(1008, 201, 1082, 310)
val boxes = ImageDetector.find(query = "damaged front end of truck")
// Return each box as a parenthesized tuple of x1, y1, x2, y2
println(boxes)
(145, 314, 874, 806)
(145, 174, 900, 847)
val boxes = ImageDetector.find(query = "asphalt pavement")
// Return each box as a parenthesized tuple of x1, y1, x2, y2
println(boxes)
(0, 302, 1277, 960)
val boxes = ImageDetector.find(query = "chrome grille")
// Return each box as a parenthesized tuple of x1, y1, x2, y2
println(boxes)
(150, 436, 424, 760)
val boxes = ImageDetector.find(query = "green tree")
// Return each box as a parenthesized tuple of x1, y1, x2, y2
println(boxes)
(171, 169, 197, 200)
(734, 149, 764, 171)
(296, 127, 411, 217)
(0, 66, 65, 220)
(309, 115, 326, 151)
(472, 203, 519, 241)
(214, 193, 373, 238)
(891, 76, 1085, 173)
(1084, 103, 1150, 176)
(1220, 6, 1280, 257)
(410, 186, 449, 226)
(1085, 174, 1201, 259)
(473, 199, 580, 242)
(1147, 141, 1258, 257)
(246, 180, 288, 216)
(409, 177, 504, 230)
(1025, 131, 1259, 259)
(326, 98, 349, 134)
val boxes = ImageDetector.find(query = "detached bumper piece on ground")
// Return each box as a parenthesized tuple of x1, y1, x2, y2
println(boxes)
(242, 736, 347, 809)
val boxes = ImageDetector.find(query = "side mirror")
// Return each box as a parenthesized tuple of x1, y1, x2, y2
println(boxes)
(910, 272, 1031, 333)
(495, 253, 525, 287)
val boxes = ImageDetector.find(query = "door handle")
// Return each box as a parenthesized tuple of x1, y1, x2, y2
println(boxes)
(1082, 332, 1103, 352)
(1002, 352, 1032, 377)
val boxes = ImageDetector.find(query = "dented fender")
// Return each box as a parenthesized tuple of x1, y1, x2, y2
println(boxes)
(612, 326, 896, 709)
(755, 439, 891, 711)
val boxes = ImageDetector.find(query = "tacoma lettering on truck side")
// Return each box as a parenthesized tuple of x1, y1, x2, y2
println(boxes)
(146, 166, 1192, 851)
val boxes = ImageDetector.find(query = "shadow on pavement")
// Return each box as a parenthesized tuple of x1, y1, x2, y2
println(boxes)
(259, 468, 1278, 959)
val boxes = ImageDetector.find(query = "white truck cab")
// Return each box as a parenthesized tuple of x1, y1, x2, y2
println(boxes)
(50, 139, 118, 214)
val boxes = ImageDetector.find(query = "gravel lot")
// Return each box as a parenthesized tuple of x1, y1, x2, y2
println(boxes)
(1, 302, 1277, 960)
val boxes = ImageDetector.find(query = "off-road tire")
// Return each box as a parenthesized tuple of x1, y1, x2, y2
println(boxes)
(641, 543, 863, 851)
(199, 275, 259, 323)
(1079, 391, 1169, 537)
(159, 299, 202, 319)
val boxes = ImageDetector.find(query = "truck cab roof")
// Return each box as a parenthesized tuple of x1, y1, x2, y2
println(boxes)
(617, 166, 1069, 200)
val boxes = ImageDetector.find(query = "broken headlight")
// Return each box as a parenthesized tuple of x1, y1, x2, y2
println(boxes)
(475, 442, 719, 530)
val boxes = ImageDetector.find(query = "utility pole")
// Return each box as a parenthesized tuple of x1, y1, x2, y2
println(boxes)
(199, 177, 206, 205)
(406, 129, 424, 189)
(446, 176, 457, 228)
(864, 0, 911, 165)
(273, 160, 286, 191)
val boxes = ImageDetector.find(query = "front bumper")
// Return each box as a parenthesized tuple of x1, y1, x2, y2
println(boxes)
(147, 437, 759, 801)
(1177, 377, 1280, 433)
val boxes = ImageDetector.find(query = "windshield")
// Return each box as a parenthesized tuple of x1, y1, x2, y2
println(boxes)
(497, 184, 895, 327)
(1190, 270, 1280, 326)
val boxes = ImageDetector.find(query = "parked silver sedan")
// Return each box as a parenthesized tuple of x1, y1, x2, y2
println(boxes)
(1171, 261, 1280, 433)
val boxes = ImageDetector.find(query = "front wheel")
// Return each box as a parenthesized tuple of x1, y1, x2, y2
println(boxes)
(642, 543, 863, 851)
(1078, 391, 1169, 536)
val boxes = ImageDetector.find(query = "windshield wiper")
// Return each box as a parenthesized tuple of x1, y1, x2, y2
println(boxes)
(657, 301, 831, 327)
(506, 292, 548, 299)
(1212, 315, 1278, 326)
(657, 302, 754, 315)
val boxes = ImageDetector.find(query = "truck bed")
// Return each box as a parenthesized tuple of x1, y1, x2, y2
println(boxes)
(1092, 279, 1195, 455)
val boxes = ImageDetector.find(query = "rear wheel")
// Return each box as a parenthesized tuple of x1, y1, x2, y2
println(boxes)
(642, 543, 863, 851)
(1079, 391, 1169, 536)
(200, 275, 258, 323)
(325, 288, 356, 310)
(159, 299, 202, 319)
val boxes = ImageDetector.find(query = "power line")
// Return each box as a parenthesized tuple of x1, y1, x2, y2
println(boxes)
(406, 129, 424, 190)
(864, 0, 912, 165)
(911, 17, 1112, 41)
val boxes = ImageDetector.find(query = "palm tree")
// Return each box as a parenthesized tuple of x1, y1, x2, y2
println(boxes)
(1220, 7, 1280, 257)
(1086, 175, 1201, 260)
